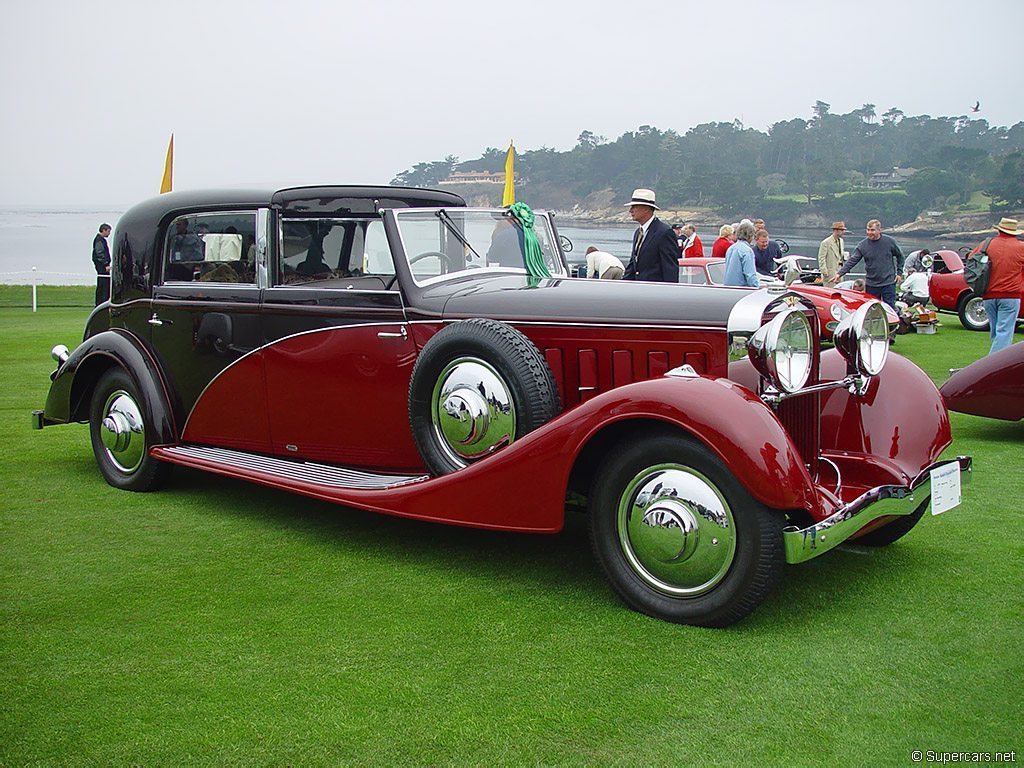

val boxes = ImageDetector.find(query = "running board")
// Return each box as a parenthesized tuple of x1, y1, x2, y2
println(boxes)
(153, 445, 428, 490)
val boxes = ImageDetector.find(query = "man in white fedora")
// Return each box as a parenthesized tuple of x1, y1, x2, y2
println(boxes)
(622, 188, 680, 283)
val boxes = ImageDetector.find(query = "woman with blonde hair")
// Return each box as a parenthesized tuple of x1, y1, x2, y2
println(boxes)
(711, 224, 735, 259)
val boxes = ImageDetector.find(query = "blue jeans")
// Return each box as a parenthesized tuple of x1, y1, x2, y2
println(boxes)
(866, 283, 897, 309)
(983, 297, 1020, 354)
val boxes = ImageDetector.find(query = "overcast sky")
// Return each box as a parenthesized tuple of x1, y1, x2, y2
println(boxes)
(1, 0, 1019, 207)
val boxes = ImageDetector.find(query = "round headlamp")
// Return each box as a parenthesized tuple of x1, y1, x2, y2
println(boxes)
(747, 308, 813, 393)
(834, 300, 889, 376)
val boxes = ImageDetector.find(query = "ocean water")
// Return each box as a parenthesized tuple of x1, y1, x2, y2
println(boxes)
(0, 208, 126, 285)
(0, 207, 972, 286)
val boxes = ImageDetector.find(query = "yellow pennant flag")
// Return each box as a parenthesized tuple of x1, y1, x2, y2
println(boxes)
(502, 141, 515, 206)
(160, 134, 174, 194)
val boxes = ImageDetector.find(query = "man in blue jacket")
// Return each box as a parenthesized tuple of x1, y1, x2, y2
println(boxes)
(622, 188, 680, 283)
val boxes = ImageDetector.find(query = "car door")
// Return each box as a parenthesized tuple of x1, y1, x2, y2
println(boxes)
(261, 214, 423, 471)
(149, 208, 272, 453)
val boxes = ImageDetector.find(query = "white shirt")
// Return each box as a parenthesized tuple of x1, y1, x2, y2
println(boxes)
(902, 271, 930, 297)
(586, 250, 624, 277)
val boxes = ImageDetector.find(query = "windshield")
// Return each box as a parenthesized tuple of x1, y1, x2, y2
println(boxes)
(707, 261, 727, 285)
(393, 208, 566, 284)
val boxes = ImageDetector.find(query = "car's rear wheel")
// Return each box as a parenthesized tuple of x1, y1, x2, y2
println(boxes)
(957, 292, 989, 331)
(408, 319, 560, 476)
(588, 430, 784, 627)
(89, 368, 170, 491)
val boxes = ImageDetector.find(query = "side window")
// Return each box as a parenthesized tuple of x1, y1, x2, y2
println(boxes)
(163, 212, 256, 283)
(278, 218, 395, 288)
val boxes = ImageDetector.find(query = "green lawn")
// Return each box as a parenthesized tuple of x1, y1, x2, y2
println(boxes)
(2, 291, 1021, 765)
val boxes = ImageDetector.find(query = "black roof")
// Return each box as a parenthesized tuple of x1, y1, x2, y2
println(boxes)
(120, 185, 466, 222)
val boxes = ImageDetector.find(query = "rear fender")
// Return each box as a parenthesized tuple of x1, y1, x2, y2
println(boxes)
(44, 329, 177, 444)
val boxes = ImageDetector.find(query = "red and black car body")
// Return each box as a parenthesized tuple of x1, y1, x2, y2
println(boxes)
(928, 249, 1024, 331)
(35, 186, 970, 627)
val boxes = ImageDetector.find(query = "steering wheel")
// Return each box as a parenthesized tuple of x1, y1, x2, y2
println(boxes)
(409, 250, 453, 269)
(559, 235, 574, 253)
(776, 239, 790, 254)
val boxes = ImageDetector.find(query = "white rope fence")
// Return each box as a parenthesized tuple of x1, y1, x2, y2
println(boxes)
(0, 269, 96, 312)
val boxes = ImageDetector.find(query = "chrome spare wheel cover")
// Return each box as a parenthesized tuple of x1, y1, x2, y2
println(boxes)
(965, 296, 988, 327)
(618, 464, 737, 596)
(431, 357, 515, 466)
(99, 389, 145, 474)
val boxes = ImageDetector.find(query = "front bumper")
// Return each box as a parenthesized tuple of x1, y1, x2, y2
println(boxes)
(783, 456, 972, 564)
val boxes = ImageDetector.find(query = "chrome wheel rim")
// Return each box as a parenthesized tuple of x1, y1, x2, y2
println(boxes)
(99, 389, 145, 474)
(617, 464, 736, 596)
(430, 357, 515, 467)
(965, 297, 988, 328)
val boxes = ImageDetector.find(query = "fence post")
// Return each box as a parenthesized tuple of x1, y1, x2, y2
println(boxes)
(32, 267, 38, 312)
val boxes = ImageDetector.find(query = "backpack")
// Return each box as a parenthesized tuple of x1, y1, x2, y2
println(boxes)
(963, 238, 992, 295)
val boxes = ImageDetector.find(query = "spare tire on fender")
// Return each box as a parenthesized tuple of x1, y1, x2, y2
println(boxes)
(409, 318, 561, 476)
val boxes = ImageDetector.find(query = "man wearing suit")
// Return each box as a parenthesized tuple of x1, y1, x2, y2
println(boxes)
(622, 188, 680, 283)
(817, 221, 847, 286)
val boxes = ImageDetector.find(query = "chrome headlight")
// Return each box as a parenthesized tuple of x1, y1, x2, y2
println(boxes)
(748, 308, 813, 393)
(834, 300, 889, 376)
(829, 302, 844, 321)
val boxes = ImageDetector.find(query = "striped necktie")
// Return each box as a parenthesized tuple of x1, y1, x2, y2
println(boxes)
(634, 227, 644, 256)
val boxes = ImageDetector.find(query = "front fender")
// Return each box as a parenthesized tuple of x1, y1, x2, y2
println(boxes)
(819, 349, 951, 483)
(43, 329, 177, 444)
(566, 375, 822, 517)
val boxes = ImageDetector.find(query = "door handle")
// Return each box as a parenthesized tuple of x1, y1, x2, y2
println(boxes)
(148, 313, 173, 326)
(377, 326, 408, 340)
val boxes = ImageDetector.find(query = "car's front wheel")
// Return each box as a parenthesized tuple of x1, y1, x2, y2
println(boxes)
(89, 368, 170, 491)
(957, 292, 989, 332)
(589, 430, 784, 627)
(852, 499, 928, 547)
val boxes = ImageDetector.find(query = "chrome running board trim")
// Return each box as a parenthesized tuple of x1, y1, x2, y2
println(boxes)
(159, 445, 428, 490)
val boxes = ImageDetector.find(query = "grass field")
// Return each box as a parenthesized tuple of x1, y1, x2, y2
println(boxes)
(1, 289, 1021, 765)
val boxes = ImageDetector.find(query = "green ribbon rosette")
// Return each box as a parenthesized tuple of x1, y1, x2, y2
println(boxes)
(507, 202, 551, 279)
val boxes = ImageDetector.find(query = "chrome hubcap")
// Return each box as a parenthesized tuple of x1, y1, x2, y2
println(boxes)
(966, 297, 987, 326)
(99, 390, 145, 473)
(617, 465, 736, 596)
(431, 357, 515, 466)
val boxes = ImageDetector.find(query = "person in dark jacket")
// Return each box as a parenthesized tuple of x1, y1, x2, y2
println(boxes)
(836, 219, 904, 308)
(92, 223, 112, 305)
(622, 188, 679, 283)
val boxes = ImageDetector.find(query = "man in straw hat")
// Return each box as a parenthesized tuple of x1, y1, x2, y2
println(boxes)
(622, 188, 680, 283)
(970, 217, 1024, 355)
(817, 221, 848, 287)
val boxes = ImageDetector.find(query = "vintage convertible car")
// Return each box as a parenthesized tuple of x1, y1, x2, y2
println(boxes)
(34, 186, 971, 627)
(940, 341, 1024, 422)
(929, 249, 1024, 331)
(677, 257, 897, 341)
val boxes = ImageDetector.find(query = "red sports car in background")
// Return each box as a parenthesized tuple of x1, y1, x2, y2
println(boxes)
(929, 249, 1024, 331)
(678, 257, 898, 340)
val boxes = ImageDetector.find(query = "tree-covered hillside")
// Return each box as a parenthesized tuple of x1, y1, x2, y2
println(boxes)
(391, 103, 1024, 223)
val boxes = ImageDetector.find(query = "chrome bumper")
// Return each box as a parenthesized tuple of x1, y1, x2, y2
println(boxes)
(783, 456, 972, 564)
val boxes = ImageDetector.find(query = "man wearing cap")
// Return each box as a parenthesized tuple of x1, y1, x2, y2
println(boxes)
(817, 222, 847, 287)
(971, 217, 1024, 355)
(622, 189, 680, 283)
